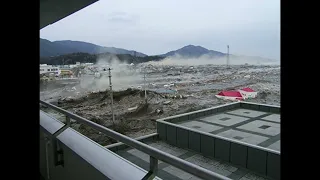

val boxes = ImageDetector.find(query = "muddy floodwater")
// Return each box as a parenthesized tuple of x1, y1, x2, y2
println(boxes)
(40, 64, 280, 146)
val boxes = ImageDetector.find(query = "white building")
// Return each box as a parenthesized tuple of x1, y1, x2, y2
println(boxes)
(238, 87, 258, 99)
(57, 65, 71, 69)
(84, 63, 94, 65)
(40, 64, 61, 76)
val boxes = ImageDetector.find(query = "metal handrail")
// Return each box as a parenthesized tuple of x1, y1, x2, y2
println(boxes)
(40, 100, 231, 180)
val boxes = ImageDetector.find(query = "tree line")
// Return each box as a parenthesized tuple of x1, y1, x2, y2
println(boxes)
(40, 52, 164, 65)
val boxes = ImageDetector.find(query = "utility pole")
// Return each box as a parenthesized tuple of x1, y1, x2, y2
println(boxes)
(108, 68, 115, 126)
(144, 68, 147, 104)
(227, 45, 230, 67)
(133, 51, 137, 64)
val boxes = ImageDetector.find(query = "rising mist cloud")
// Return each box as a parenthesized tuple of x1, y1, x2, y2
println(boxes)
(145, 54, 280, 66)
(80, 55, 143, 91)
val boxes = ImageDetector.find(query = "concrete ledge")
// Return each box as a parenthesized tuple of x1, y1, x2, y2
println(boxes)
(57, 128, 152, 180)
(200, 134, 214, 158)
(157, 120, 280, 155)
(156, 102, 241, 123)
(40, 111, 65, 134)
(247, 147, 267, 175)
(177, 128, 189, 149)
(240, 102, 280, 113)
(188, 131, 201, 152)
(230, 143, 247, 167)
(157, 123, 167, 141)
(215, 138, 230, 162)
(105, 133, 159, 152)
(267, 153, 280, 180)
(158, 102, 280, 126)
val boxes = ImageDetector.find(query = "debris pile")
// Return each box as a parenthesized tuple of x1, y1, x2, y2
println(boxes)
(40, 64, 280, 146)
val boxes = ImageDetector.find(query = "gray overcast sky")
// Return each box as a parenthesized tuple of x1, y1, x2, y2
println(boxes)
(40, 0, 280, 60)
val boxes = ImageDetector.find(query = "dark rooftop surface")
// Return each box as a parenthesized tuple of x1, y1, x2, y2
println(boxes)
(175, 108, 280, 152)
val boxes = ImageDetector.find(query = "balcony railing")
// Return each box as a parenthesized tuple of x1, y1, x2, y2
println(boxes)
(40, 100, 231, 180)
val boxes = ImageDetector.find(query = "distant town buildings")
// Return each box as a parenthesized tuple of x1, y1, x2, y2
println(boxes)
(40, 62, 96, 78)
(40, 64, 61, 76)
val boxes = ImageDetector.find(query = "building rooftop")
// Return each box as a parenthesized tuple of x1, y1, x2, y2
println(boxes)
(176, 108, 280, 152)
(152, 102, 280, 179)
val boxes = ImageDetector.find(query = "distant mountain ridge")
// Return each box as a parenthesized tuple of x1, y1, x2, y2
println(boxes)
(40, 38, 277, 64)
(160, 45, 277, 63)
(161, 45, 226, 58)
(40, 38, 147, 57)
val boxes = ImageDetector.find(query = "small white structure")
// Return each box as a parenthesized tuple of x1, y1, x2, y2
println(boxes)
(58, 65, 71, 69)
(69, 64, 78, 68)
(238, 87, 258, 99)
(83, 63, 94, 66)
(94, 72, 101, 78)
(40, 64, 61, 76)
